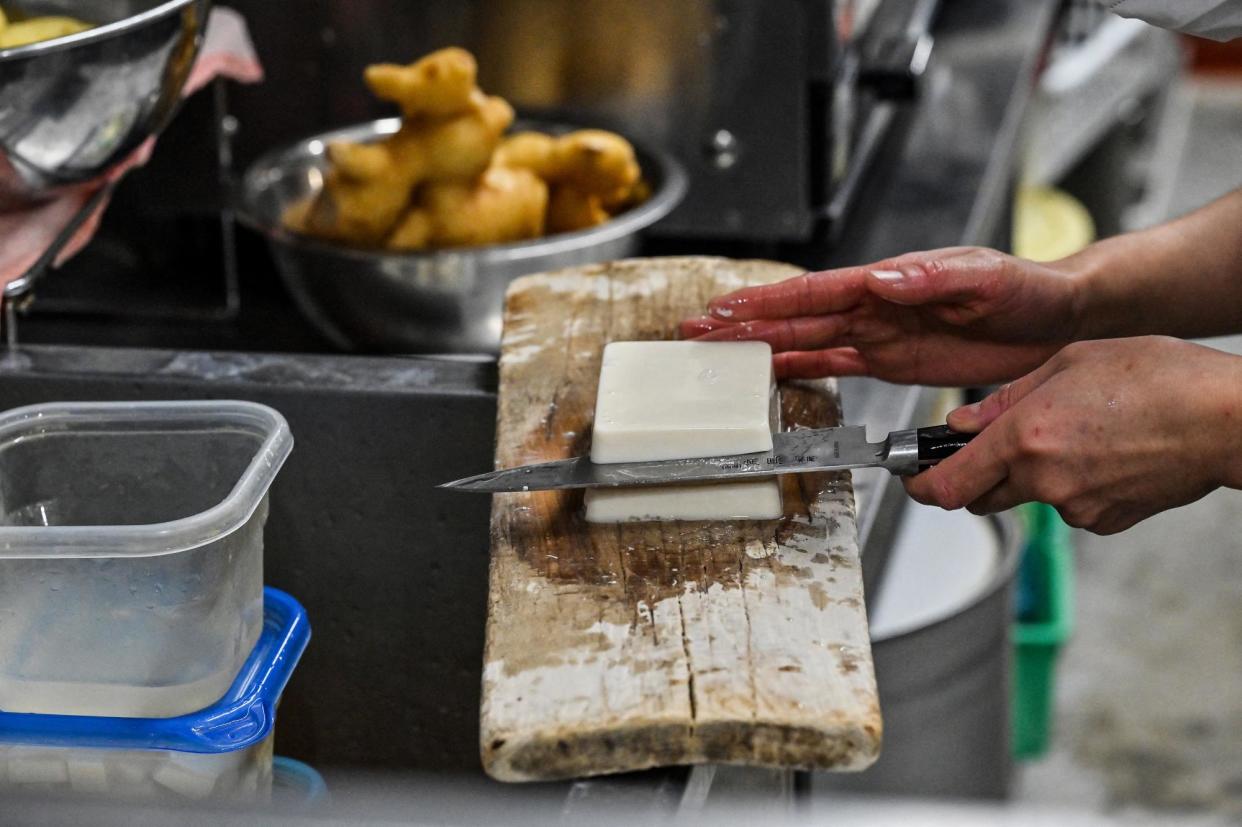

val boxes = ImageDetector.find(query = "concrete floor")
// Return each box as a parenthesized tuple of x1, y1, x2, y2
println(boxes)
(1015, 79, 1242, 823)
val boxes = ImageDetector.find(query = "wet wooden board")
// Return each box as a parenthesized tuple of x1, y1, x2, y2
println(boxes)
(480, 257, 880, 782)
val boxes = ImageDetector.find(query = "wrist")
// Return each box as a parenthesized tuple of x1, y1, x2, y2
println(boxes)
(1053, 237, 1133, 341)
(1208, 351, 1242, 491)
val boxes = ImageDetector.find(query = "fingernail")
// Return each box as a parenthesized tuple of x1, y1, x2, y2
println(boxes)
(870, 269, 904, 282)
(709, 300, 738, 320)
(947, 402, 980, 429)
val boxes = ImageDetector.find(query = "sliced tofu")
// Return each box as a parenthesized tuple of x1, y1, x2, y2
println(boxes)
(585, 341, 782, 522)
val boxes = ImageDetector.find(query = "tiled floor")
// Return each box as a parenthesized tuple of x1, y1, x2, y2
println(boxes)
(1015, 79, 1242, 822)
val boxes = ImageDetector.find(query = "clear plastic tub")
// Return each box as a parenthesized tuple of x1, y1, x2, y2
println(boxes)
(0, 587, 309, 802)
(0, 733, 275, 802)
(0, 401, 293, 717)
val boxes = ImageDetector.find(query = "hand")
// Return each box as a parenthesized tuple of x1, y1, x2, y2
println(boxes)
(680, 247, 1086, 386)
(905, 337, 1242, 535)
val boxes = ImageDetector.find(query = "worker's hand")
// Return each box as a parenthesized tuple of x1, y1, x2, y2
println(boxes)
(680, 247, 1085, 385)
(905, 337, 1242, 535)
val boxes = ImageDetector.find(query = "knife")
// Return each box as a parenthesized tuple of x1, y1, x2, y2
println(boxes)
(440, 424, 973, 493)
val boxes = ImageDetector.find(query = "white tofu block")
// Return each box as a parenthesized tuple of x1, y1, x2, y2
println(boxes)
(591, 341, 776, 462)
(585, 480, 783, 522)
(586, 341, 782, 523)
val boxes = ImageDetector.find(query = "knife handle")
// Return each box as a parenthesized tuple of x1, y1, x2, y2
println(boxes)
(916, 425, 975, 467)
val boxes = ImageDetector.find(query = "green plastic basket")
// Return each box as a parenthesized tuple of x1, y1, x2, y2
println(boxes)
(1012, 503, 1074, 759)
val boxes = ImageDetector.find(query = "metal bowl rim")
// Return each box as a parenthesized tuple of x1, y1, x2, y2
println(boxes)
(236, 116, 689, 267)
(0, 0, 201, 62)
(869, 510, 1022, 644)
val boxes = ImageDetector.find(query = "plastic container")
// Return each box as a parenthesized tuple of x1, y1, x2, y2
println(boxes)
(272, 756, 328, 807)
(0, 401, 293, 717)
(1012, 503, 1075, 759)
(0, 587, 309, 802)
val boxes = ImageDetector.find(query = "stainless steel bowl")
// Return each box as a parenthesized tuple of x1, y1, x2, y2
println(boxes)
(0, 0, 209, 197)
(239, 118, 688, 354)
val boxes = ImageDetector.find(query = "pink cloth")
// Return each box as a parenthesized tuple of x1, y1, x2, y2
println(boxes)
(0, 7, 264, 288)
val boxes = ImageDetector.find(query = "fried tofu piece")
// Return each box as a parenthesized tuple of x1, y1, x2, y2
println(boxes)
(364, 47, 479, 119)
(545, 185, 608, 234)
(544, 130, 640, 196)
(601, 177, 652, 213)
(494, 131, 557, 177)
(302, 141, 415, 245)
(406, 91, 514, 183)
(385, 207, 435, 251)
(394, 165, 547, 249)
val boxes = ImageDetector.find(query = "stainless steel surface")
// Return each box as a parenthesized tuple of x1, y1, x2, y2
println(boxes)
(882, 426, 920, 476)
(440, 425, 934, 492)
(818, 510, 1022, 798)
(238, 118, 687, 354)
(0, 0, 209, 197)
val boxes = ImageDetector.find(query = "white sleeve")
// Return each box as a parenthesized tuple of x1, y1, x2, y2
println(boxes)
(1107, 0, 1242, 41)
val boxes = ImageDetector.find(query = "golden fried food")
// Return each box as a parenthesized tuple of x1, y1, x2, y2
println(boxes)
(406, 92, 514, 182)
(292, 48, 647, 250)
(295, 89, 512, 245)
(364, 47, 478, 119)
(494, 131, 556, 177)
(326, 141, 394, 181)
(304, 170, 410, 246)
(280, 197, 314, 234)
(544, 130, 640, 196)
(0, 14, 92, 48)
(396, 165, 548, 250)
(545, 185, 608, 234)
(386, 208, 434, 251)
(301, 141, 415, 245)
(601, 177, 651, 213)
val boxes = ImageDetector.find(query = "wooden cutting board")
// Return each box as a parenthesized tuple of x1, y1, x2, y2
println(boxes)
(480, 256, 880, 782)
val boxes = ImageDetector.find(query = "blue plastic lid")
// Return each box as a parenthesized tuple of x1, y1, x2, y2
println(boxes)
(0, 587, 310, 754)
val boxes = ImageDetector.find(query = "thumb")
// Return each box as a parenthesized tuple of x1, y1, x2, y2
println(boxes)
(864, 248, 1010, 307)
(947, 359, 1060, 432)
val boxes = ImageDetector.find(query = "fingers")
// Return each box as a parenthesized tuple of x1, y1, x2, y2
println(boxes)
(773, 348, 869, 379)
(861, 248, 1009, 309)
(679, 316, 729, 339)
(688, 316, 853, 352)
(947, 356, 1063, 432)
(904, 423, 1011, 510)
(964, 480, 1029, 515)
(707, 268, 870, 322)
(679, 318, 873, 379)
(704, 247, 1012, 326)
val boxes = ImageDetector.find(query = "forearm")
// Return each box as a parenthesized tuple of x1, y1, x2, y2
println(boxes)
(1063, 187, 1242, 339)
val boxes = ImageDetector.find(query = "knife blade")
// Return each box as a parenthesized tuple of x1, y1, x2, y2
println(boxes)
(440, 424, 973, 493)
